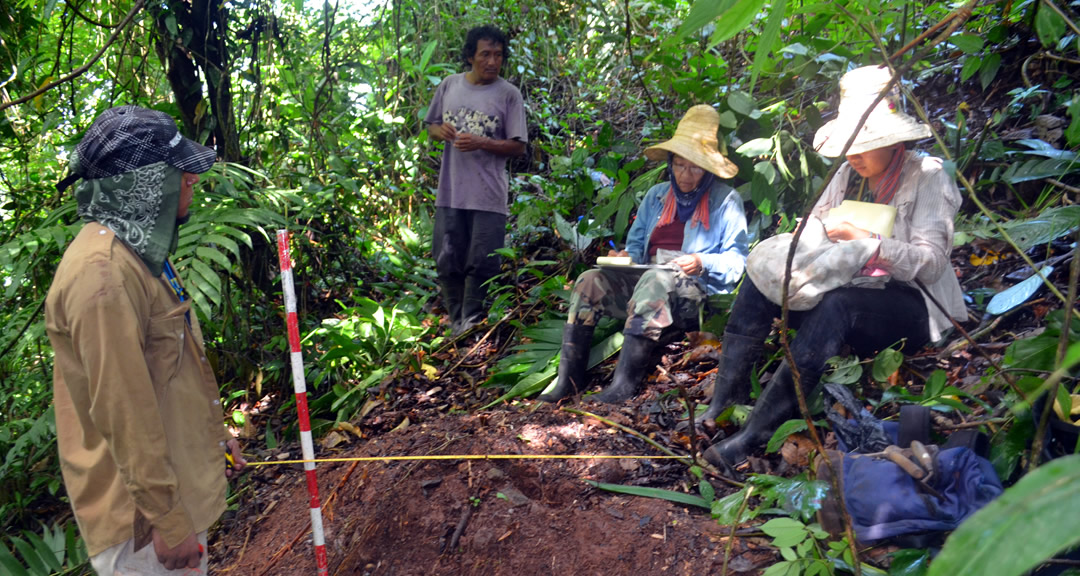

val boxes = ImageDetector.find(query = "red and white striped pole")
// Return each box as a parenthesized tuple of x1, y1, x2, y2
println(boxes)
(276, 229, 329, 576)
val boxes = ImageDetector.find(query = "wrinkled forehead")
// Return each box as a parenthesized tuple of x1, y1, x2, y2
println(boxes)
(474, 38, 504, 53)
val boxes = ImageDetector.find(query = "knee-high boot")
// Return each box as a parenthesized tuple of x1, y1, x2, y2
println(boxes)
(456, 276, 489, 335)
(703, 360, 813, 468)
(696, 332, 763, 425)
(439, 280, 465, 328)
(538, 323, 596, 402)
(592, 333, 656, 404)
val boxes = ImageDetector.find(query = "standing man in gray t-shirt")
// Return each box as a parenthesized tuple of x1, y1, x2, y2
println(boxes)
(424, 25, 527, 335)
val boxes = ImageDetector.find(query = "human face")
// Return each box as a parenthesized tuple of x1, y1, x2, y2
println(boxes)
(467, 39, 504, 85)
(178, 172, 199, 219)
(672, 155, 706, 192)
(846, 146, 897, 187)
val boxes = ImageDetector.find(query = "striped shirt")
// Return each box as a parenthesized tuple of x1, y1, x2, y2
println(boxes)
(811, 151, 967, 341)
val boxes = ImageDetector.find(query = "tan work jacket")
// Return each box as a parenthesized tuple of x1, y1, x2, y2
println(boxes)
(46, 222, 229, 556)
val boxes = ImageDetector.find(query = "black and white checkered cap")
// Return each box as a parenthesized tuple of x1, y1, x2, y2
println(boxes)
(75, 105, 217, 179)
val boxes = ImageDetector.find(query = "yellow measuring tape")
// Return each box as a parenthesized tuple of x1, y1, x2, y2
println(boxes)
(246, 454, 686, 466)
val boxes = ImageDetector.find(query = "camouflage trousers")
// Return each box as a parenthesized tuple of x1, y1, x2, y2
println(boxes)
(566, 266, 706, 341)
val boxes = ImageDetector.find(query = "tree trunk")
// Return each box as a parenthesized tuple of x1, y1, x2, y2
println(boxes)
(152, 0, 242, 162)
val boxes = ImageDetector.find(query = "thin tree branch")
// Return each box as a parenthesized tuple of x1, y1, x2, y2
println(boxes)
(0, 0, 146, 113)
(68, 0, 120, 29)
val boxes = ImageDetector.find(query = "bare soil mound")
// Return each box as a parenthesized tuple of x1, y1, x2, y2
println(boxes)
(210, 398, 784, 576)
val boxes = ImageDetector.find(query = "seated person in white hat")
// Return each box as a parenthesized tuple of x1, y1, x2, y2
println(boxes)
(701, 65, 968, 470)
(538, 105, 749, 403)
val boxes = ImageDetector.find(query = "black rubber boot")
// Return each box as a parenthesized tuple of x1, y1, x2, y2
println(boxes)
(440, 280, 465, 330)
(592, 333, 656, 404)
(696, 332, 763, 426)
(703, 360, 808, 469)
(538, 323, 596, 402)
(456, 277, 488, 335)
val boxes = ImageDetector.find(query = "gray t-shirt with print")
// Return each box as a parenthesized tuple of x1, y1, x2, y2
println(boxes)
(424, 73, 527, 215)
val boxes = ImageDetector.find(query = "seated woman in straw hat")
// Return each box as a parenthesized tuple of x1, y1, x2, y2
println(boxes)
(538, 105, 749, 403)
(700, 65, 968, 470)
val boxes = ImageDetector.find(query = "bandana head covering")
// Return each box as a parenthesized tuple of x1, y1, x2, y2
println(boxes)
(75, 162, 183, 276)
(61, 106, 217, 276)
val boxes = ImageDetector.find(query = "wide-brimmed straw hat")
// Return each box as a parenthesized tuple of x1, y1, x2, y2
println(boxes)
(813, 66, 931, 157)
(644, 105, 738, 178)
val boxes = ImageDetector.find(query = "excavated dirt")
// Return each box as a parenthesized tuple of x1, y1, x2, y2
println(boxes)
(210, 399, 785, 576)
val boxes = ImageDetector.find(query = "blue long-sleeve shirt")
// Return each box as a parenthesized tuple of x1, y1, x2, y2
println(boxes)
(625, 181, 749, 295)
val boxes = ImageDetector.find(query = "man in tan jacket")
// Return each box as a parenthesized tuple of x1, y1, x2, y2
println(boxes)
(47, 106, 247, 574)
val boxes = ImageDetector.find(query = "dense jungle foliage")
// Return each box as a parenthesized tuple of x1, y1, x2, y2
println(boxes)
(2, 0, 1080, 573)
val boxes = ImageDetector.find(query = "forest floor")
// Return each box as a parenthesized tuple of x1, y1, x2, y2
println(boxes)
(207, 53, 1080, 574)
(207, 235, 1074, 575)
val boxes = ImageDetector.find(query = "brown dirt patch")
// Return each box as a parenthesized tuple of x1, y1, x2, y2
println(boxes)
(209, 393, 784, 576)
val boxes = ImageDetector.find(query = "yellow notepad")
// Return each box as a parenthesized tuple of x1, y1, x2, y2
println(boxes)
(827, 200, 897, 237)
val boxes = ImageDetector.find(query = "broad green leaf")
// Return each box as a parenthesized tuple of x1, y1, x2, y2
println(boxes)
(711, 486, 752, 524)
(736, 137, 774, 157)
(766, 418, 807, 453)
(483, 363, 557, 408)
(823, 356, 862, 385)
(0, 542, 30, 576)
(998, 205, 1080, 250)
(588, 331, 623, 369)
(195, 246, 232, 270)
(698, 477, 715, 502)
(760, 517, 808, 548)
(728, 90, 759, 117)
(718, 110, 738, 129)
(923, 369, 947, 399)
(1005, 332, 1062, 372)
(22, 530, 60, 571)
(1035, 3, 1066, 47)
(417, 40, 437, 73)
(709, 0, 768, 45)
(677, 0, 740, 38)
(748, 0, 786, 95)
(960, 56, 981, 83)
(872, 348, 904, 382)
(1067, 96, 1080, 147)
(1000, 157, 1077, 184)
(927, 455, 1080, 576)
(585, 480, 711, 509)
(979, 53, 1002, 91)
(950, 34, 984, 54)
(9, 537, 47, 575)
(750, 171, 776, 215)
(1056, 383, 1072, 422)
(889, 548, 930, 576)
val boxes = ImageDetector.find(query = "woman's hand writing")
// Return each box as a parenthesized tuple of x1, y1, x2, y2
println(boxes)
(824, 220, 873, 242)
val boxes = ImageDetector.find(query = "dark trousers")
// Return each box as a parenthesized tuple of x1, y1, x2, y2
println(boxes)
(432, 207, 506, 323)
(728, 278, 931, 382)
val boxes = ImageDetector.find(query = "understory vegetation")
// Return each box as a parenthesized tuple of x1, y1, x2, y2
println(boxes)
(2, 0, 1079, 574)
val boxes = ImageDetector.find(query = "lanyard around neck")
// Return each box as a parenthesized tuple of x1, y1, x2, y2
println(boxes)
(163, 261, 191, 326)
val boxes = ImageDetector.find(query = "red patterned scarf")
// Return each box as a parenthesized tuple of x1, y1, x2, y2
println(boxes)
(657, 185, 711, 230)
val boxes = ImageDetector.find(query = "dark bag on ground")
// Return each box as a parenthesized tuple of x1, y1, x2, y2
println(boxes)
(815, 385, 1003, 545)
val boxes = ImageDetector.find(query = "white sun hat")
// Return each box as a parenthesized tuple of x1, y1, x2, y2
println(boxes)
(813, 65, 931, 157)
